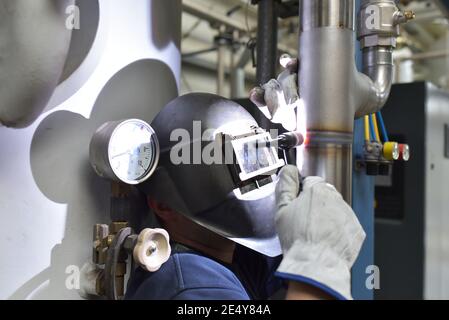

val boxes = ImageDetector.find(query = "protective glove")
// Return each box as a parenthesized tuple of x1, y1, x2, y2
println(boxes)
(274, 165, 366, 300)
(249, 54, 299, 131)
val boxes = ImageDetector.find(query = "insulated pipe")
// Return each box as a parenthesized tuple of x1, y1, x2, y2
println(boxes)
(298, 0, 411, 202)
(256, 0, 278, 84)
(255, 0, 279, 130)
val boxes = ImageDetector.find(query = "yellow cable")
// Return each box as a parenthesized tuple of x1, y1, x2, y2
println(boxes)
(372, 113, 381, 142)
(364, 115, 370, 141)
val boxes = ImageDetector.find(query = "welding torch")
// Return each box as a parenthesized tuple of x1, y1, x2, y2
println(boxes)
(267, 131, 305, 150)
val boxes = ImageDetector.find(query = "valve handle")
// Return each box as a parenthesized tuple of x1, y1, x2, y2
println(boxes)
(133, 228, 171, 272)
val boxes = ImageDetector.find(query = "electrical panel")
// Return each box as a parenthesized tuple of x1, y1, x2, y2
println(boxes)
(375, 82, 449, 299)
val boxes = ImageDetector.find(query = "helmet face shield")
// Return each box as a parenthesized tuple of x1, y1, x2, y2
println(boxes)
(194, 181, 282, 257)
(225, 131, 285, 183)
(142, 93, 284, 257)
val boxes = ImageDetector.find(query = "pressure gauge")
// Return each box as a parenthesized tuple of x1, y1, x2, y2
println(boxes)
(89, 119, 159, 184)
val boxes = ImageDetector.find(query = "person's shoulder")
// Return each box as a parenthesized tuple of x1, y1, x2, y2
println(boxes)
(174, 253, 242, 288)
(126, 252, 250, 300)
(171, 253, 250, 299)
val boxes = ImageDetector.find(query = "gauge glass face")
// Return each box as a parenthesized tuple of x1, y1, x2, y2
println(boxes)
(108, 120, 156, 182)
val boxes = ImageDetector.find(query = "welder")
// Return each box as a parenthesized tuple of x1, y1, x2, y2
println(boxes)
(125, 64, 365, 300)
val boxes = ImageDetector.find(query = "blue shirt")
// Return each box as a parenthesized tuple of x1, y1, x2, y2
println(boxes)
(125, 245, 283, 300)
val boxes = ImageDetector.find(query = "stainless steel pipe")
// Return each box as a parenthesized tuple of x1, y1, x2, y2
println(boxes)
(298, 0, 406, 203)
(301, 0, 354, 31)
(299, 0, 358, 203)
(356, 46, 394, 117)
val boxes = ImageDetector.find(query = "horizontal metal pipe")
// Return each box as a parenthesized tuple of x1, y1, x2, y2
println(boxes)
(396, 49, 449, 61)
(182, 46, 217, 59)
(182, 0, 247, 33)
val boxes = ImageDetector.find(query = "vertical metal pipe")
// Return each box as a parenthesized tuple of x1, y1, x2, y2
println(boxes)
(217, 39, 226, 96)
(231, 69, 246, 99)
(231, 49, 251, 99)
(298, 0, 406, 205)
(255, 0, 279, 131)
(298, 0, 356, 203)
(256, 0, 278, 84)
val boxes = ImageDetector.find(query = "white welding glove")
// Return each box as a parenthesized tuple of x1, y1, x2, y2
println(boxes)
(249, 54, 299, 131)
(275, 165, 366, 300)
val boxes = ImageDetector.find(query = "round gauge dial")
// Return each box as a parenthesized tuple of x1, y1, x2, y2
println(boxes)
(89, 119, 159, 184)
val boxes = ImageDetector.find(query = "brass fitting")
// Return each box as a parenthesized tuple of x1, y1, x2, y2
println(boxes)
(109, 221, 128, 234)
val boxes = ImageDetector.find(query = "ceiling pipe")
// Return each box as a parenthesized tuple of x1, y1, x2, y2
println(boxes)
(298, 0, 413, 203)
(397, 49, 449, 61)
(182, 0, 296, 56)
(182, 0, 248, 33)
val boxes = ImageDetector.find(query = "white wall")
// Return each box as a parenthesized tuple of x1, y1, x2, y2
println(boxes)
(0, 0, 180, 299)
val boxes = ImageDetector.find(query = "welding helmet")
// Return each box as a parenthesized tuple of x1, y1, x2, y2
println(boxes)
(142, 93, 284, 257)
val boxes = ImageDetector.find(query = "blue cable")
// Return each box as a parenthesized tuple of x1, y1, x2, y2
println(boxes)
(369, 114, 376, 142)
(376, 111, 389, 142)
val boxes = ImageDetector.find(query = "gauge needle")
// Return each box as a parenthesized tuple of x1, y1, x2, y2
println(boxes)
(112, 150, 131, 159)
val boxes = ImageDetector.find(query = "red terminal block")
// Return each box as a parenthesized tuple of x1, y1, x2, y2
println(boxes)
(398, 144, 410, 161)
